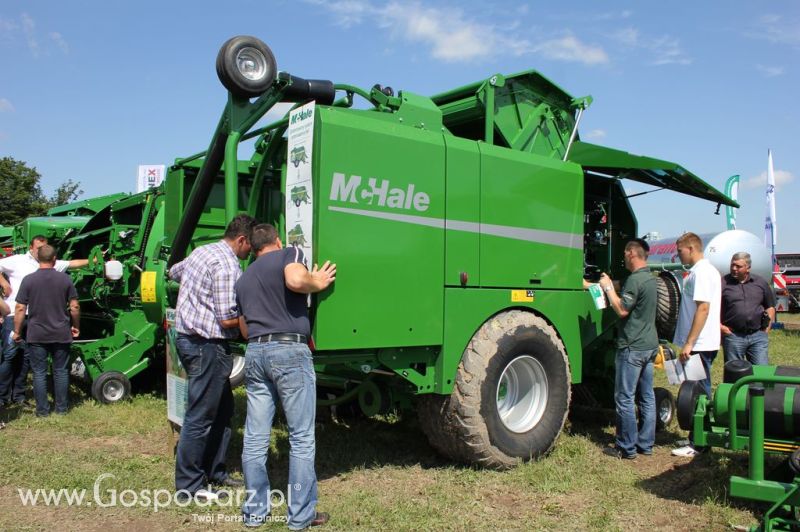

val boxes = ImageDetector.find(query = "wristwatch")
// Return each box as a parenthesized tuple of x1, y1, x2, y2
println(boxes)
(603, 285, 612, 293)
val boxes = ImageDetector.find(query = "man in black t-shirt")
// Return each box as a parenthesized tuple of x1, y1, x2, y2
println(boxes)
(13, 245, 79, 417)
(235, 224, 335, 530)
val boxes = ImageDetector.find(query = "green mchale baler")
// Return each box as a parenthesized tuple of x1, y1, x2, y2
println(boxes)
(677, 361, 800, 530)
(32, 34, 738, 469)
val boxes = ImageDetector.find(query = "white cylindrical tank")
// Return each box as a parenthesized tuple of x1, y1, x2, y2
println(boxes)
(647, 230, 772, 280)
(705, 230, 772, 281)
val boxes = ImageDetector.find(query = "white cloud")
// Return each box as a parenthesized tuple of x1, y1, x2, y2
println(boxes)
(379, 3, 494, 62)
(650, 36, 691, 66)
(0, 17, 18, 37)
(0, 98, 14, 113)
(584, 129, 606, 140)
(49, 31, 68, 54)
(308, 0, 608, 65)
(531, 33, 608, 65)
(750, 13, 800, 47)
(611, 27, 691, 66)
(21, 12, 38, 57)
(756, 64, 785, 77)
(744, 169, 795, 190)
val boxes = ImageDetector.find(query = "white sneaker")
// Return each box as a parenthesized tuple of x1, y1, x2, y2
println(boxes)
(194, 488, 219, 503)
(671, 445, 699, 457)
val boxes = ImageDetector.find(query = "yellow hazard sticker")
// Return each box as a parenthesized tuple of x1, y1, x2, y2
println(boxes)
(141, 271, 157, 303)
(511, 290, 535, 303)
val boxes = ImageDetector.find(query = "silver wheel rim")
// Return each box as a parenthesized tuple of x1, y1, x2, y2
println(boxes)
(230, 355, 245, 382)
(496, 355, 548, 433)
(103, 380, 124, 402)
(236, 47, 268, 81)
(658, 398, 672, 424)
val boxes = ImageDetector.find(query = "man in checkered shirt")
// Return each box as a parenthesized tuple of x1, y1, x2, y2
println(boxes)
(169, 214, 256, 501)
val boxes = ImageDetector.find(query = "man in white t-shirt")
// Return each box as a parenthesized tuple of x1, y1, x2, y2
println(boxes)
(0, 235, 88, 407)
(671, 232, 721, 457)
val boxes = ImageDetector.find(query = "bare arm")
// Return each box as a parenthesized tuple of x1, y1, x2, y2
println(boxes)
(68, 259, 89, 269)
(0, 299, 8, 317)
(599, 274, 630, 319)
(238, 316, 248, 340)
(766, 307, 776, 333)
(69, 298, 80, 337)
(680, 301, 710, 360)
(0, 276, 10, 298)
(13, 303, 26, 341)
(219, 318, 240, 329)
(285, 261, 337, 294)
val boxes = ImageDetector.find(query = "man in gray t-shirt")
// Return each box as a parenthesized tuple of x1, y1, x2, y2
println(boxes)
(598, 238, 658, 459)
(13, 245, 79, 417)
(235, 224, 335, 529)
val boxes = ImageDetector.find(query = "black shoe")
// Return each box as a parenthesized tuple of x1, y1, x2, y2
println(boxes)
(213, 476, 244, 488)
(309, 512, 330, 527)
(603, 446, 636, 460)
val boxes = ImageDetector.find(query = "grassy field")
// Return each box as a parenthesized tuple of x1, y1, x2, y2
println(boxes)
(1, 328, 799, 531)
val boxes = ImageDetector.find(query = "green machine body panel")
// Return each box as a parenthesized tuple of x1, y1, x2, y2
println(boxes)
(313, 105, 445, 350)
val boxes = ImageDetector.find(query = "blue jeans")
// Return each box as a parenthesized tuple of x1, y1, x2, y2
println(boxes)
(174, 334, 234, 494)
(0, 317, 30, 404)
(241, 341, 317, 530)
(695, 350, 718, 399)
(614, 347, 657, 456)
(27, 343, 71, 416)
(722, 331, 769, 365)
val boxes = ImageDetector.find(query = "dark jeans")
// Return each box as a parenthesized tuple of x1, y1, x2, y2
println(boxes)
(695, 349, 718, 399)
(0, 317, 30, 404)
(722, 331, 769, 365)
(174, 334, 234, 494)
(27, 342, 71, 416)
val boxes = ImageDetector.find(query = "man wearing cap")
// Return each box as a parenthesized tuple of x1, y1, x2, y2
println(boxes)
(720, 251, 775, 365)
(598, 238, 659, 459)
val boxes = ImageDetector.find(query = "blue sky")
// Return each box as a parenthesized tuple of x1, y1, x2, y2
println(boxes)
(1, 1, 798, 251)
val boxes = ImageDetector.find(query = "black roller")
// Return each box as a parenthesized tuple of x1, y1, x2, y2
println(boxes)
(724, 359, 754, 384)
(283, 75, 335, 105)
(677, 380, 706, 431)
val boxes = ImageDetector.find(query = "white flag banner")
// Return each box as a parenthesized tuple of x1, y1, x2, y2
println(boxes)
(764, 150, 777, 252)
(137, 164, 165, 193)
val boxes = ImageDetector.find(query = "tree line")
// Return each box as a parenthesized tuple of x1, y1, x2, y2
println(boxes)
(0, 157, 82, 227)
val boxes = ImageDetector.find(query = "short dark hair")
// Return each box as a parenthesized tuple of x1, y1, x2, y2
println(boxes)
(626, 237, 650, 259)
(250, 224, 279, 252)
(223, 214, 257, 241)
(37, 244, 57, 264)
(30, 235, 48, 246)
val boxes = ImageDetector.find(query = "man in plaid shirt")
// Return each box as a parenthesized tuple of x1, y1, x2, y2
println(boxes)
(170, 214, 256, 501)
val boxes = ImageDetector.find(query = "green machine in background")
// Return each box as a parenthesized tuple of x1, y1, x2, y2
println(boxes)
(20, 34, 738, 469)
(677, 361, 800, 531)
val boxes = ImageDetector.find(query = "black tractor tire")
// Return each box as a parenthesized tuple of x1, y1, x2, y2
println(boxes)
(676, 380, 706, 431)
(655, 273, 681, 341)
(229, 355, 246, 388)
(417, 311, 571, 469)
(654, 387, 676, 431)
(216, 36, 277, 99)
(92, 371, 132, 404)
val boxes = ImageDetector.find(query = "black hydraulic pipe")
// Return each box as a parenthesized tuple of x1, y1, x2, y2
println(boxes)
(168, 129, 228, 268)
